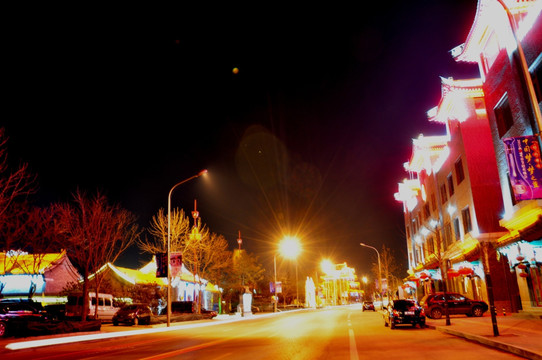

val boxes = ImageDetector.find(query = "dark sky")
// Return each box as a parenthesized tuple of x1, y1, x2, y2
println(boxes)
(4, 2, 480, 280)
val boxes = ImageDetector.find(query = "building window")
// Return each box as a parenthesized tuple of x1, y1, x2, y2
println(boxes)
(443, 223, 452, 249)
(455, 158, 465, 184)
(424, 203, 430, 220)
(461, 207, 472, 234)
(447, 174, 455, 197)
(440, 183, 448, 204)
(431, 193, 437, 212)
(453, 218, 461, 241)
(481, 32, 500, 74)
(495, 95, 514, 138)
(427, 235, 435, 254)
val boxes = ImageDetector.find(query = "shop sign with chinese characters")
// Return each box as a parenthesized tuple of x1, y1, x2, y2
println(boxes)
(503, 135, 542, 200)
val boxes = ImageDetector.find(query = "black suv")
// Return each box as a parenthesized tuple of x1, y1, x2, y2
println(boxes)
(419, 292, 488, 319)
(0, 299, 49, 337)
(113, 303, 153, 326)
(383, 299, 426, 329)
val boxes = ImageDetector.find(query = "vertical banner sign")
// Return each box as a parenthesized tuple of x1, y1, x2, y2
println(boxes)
(156, 253, 167, 278)
(170, 252, 183, 278)
(503, 135, 542, 200)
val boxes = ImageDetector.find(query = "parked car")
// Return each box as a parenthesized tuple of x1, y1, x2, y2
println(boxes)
(112, 303, 152, 326)
(44, 303, 66, 321)
(362, 301, 375, 311)
(161, 301, 218, 319)
(419, 292, 488, 319)
(65, 292, 119, 321)
(0, 299, 49, 337)
(383, 299, 425, 329)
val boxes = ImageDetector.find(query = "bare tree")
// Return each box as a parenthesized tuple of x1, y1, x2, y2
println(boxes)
(417, 223, 452, 325)
(223, 249, 265, 311)
(16, 206, 64, 297)
(182, 218, 210, 313)
(0, 127, 37, 252)
(139, 208, 192, 255)
(190, 232, 232, 313)
(55, 190, 141, 321)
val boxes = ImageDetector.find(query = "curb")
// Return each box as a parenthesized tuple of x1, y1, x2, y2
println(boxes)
(430, 325, 542, 360)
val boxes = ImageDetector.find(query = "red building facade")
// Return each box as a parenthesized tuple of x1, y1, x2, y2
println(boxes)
(452, 0, 542, 313)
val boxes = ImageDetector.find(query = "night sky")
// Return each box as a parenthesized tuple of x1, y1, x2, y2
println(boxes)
(4, 2, 480, 280)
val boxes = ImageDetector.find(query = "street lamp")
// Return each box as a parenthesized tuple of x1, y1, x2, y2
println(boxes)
(279, 236, 301, 307)
(167, 169, 207, 327)
(359, 243, 382, 299)
(273, 254, 278, 312)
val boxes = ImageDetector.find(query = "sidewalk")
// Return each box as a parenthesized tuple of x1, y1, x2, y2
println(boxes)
(426, 313, 542, 360)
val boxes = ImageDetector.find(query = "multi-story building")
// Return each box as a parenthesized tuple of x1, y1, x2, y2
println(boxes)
(395, 77, 519, 312)
(451, 0, 542, 313)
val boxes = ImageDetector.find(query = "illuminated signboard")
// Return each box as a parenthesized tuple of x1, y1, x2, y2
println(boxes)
(503, 135, 542, 200)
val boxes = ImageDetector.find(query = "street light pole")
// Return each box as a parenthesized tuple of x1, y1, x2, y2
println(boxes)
(360, 243, 382, 299)
(167, 169, 207, 327)
(295, 261, 299, 307)
(278, 236, 301, 307)
(274, 254, 277, 312)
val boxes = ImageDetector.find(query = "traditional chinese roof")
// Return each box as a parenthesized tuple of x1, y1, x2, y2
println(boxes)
(89, 256, 219, 291)
(427, 77, 484, 124)
(405, 134, 448, 174)
(452, 0, 541, 63)
(0, 250, 67, 274)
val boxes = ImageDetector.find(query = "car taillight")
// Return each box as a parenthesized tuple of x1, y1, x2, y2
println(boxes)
(420, 308, 425, 316)
(393, 309, 400, 317)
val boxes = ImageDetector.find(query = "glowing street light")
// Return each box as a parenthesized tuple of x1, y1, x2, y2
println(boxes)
(166, 169, 207, 327)
(278, 236, 302, 307)
(320, 259, 336, 306)
(279, 236, 301, 259)
(359, 243, 382, 298)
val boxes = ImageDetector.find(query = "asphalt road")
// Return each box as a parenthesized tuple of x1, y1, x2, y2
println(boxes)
(1, 306, 525, 359)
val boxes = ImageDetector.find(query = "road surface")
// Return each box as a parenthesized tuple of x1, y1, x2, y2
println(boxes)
(1, 305, 525, 359)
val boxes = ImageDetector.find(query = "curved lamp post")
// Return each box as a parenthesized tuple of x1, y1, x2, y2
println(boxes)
(167, 169, 207, 327)
(360, 243, 382, 299)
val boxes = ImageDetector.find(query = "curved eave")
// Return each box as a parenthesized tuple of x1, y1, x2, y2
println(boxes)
(428, 77, 484, 123)
(453, 0, 540, 63)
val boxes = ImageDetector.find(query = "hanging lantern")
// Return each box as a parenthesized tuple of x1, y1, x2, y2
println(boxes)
(447, 268, 459, 278)
(458, 267, 473, 276)
(517, 263, 527, 270)
(516, 254, 525, 262)
(519, 271, 529, 278)
(419, 272, 429, 280)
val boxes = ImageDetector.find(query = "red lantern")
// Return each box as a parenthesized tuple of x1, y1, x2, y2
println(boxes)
(419, 272, 429, 280)
(458, 267, 473, 276)
(447, 268, 459, 278)
(517, 255, 525, 262)
(519, 271, 529, 278)
(518, 263, 527, 270)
